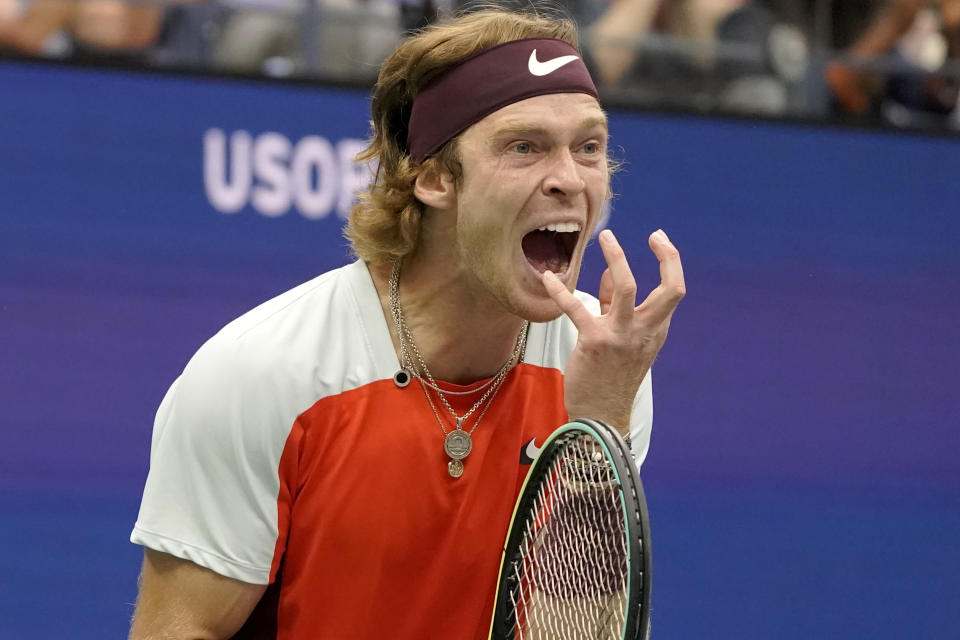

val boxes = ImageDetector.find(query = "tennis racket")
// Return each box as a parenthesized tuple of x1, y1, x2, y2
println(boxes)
(489, 418, 652, 640)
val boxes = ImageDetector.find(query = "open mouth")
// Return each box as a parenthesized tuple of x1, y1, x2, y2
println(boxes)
(521, 222, 581, 275)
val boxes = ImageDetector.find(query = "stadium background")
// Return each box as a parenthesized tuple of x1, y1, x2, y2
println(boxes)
(1, 57, 958, 638)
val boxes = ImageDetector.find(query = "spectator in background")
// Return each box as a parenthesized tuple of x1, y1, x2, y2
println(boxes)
(454, 0, 747, 89)
(453, 0, 747, 103)
(211, 0, 402, 78)
(588, 0, 746, 86)
(0, 0, 403, 78)
(826, 0, 960, 118)
(209, 0, 302, 74)
(0, 0, 166, 61)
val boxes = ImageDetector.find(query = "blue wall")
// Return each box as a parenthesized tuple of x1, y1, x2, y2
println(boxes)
(2, 60, 957, 638)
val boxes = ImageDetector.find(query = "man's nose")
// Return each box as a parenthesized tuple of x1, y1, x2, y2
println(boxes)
(541, 149, 586, 198)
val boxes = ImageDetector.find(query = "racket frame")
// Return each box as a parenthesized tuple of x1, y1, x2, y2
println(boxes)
(488, 418, 652, 640)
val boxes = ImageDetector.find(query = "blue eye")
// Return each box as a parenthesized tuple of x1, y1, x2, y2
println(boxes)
(513, 142, 532, 154)
(582, 142, 600, 154)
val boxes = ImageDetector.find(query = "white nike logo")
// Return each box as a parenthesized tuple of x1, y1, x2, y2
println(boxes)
(527, 50, 580, 76)
(525, 438, 541, 461)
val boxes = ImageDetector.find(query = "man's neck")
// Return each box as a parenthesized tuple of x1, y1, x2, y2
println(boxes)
(370, 257, 527, 386)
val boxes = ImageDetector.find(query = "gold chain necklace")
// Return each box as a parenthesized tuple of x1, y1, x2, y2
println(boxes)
(389, 260, 528, 478)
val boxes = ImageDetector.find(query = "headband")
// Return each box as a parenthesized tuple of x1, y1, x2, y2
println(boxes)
(406, 38, 599, 164)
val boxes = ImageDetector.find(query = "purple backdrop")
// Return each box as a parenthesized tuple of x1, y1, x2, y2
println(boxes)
(1, 60, 957, 638)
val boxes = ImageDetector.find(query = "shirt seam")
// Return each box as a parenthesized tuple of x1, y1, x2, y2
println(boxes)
(231, 269, 340, 342)
(132, 524, 271, 573)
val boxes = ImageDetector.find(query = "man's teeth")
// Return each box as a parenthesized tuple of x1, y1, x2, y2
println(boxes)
(537, 222, 582, 233)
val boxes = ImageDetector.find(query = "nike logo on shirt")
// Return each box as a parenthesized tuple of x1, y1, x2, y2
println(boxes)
(527, 50, 580, 76)
(519, 437, 541, 465)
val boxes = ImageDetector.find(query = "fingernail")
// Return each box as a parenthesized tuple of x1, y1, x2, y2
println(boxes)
(654, 229, 669, 243)
(543, 270, 555, 280)
(599, 229, 614, 243)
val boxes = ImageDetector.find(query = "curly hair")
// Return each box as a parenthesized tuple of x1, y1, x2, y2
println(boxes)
(345, 7, 581, 266)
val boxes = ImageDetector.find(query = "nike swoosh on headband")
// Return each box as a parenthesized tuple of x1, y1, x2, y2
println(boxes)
(527, 50, 581, 77)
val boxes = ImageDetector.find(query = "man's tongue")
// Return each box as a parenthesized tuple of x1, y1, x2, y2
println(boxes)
(522, 230, 568, 274)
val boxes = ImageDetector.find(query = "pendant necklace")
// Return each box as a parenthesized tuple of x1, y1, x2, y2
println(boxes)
(389, 260, 528, 478)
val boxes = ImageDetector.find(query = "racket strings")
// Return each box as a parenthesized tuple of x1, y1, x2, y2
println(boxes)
(507, 435, 630, 639)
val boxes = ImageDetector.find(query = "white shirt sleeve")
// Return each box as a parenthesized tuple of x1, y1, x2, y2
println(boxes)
(130, 334, 295, 585)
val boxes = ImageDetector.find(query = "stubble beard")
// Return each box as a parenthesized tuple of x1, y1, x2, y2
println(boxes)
(456, 225, 573, 325)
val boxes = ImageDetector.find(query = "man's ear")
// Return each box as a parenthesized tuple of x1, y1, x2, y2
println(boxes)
(413, 162, 456, 210)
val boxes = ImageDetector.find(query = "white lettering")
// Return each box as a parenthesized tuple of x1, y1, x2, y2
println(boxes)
(251, 132, 292, 217)
(204, 128, 252, 214)
(291, 136, 338, 220)
(203, 129, 372, 220)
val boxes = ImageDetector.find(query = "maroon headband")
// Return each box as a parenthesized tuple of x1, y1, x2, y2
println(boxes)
(406, 38, 599, 163)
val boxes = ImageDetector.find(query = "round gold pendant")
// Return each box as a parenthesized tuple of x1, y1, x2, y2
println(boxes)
(448, 459, 464, 478)
(444, 430, 472, 459)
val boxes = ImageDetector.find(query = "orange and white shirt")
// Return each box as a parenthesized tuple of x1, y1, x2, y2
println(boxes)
(131, 259, 652, 639)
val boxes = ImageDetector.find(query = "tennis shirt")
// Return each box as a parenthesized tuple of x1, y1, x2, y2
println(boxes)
(131, 259, 652, 639)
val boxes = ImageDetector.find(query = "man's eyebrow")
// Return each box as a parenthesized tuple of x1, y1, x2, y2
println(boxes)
(492, 117, 609, 139)
(491, 123, 550, 139)
(579, 115, 609, 132)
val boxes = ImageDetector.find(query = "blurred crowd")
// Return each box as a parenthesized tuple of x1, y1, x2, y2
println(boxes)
(1, 0, 958, 129)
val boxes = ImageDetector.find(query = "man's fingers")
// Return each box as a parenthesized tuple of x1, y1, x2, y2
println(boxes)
(598, 267, 613, 316)
(649, 229, 685, 300)
(640, 229, 686, 322)
(542, 270, 594, 330)
(598, 229, 637, 324)
(638, 283, 682, 325)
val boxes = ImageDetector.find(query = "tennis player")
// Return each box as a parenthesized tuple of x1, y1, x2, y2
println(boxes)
(129, 8, 684, 639)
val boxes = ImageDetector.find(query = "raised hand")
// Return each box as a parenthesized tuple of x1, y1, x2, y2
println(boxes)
(542, 228, 685, 434)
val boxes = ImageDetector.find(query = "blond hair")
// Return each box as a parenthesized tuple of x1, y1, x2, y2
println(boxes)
(345, 8, 580, 266)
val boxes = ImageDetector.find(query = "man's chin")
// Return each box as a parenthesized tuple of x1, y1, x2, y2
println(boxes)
(510, 297, 566, 324)
(511, 267, 581, 323)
